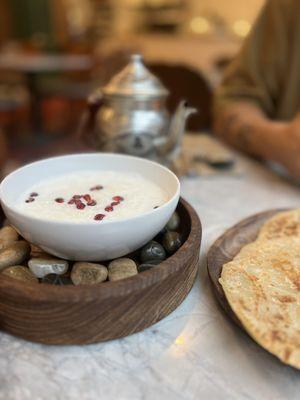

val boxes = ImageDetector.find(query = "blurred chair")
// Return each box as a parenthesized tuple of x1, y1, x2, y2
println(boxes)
(36, 75, 95, 135)
(149, 63, 212, 131)
(35, 50, 132, 136)
(0, 82, 30, 140)
(0, 128, 8, 178)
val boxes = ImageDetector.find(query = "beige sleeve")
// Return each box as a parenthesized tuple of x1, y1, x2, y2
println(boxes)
(214, 0, 292, 118)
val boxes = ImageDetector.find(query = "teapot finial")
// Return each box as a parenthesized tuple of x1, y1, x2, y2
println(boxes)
(132, 54, 143, 62)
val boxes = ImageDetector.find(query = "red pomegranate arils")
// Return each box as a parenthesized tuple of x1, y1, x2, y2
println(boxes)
(68, 199, 75, 205)
(94, 214, 105, 221)
(112, 196, 124, 202)
(55, 198, 64, 203)
(30, 192, 38, 197)
(87, 200, 97, 206)
(90, 185, 103, 191)
(25, 198, 35, 203)
(111, 201, 120, 207)
(83, 194, 91, 202)
(76, 202, 85, 210)
(105, 205, 114, 212)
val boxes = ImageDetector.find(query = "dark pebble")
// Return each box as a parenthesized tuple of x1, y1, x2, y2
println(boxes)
(166, 212, 180, 231)
(162, 231, 182, 255)
(140, 240, 166, 263)
(154, 226, 168, 242)
(41, 273, 72, 285)
(138, 259, 161, 273)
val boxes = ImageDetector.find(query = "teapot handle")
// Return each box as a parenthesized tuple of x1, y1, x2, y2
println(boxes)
(76, 90, 104, 147)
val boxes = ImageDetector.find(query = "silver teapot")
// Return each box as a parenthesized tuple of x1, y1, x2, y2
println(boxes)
(80, 54, 196, 164)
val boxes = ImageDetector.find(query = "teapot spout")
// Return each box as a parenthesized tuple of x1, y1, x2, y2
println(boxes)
(155, 100, 197, 156)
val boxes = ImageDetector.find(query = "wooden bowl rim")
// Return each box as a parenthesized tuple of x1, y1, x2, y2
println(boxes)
(0, 197, 201, 302)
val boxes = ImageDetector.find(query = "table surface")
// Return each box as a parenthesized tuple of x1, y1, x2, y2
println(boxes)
(0, 137, 299, 400)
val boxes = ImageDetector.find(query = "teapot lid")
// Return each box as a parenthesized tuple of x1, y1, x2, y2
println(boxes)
(102, 54, 169, 98)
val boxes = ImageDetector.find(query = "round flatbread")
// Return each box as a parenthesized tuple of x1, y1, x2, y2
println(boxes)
(258, 209, 300, 240)
(219, 220, 300, 370)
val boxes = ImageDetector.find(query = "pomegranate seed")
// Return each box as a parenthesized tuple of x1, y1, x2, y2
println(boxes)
(55, 198, 64, 203)
(112, 196, 124, 202)
(105, 205, 114, 212)
(76, 202, 85, 210)
(30, 192, 38, 197)
(83, 194, 91, 202)
(25, 198, 35, 203)
(90, 185, 103, 191)
(94, 214, 105, 221)
(68, 199, 75, 205)
(87, 200, 97, 206)
(72, 195, 82, 199)
(111, 201, 120, 207)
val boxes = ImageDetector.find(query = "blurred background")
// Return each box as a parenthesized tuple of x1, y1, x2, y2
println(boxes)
(0, 0, 265, 171)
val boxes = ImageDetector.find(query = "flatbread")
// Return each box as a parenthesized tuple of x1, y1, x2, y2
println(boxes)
(258, 209, 300, 240)
(220, 238, 300, 369)
(219, 209, 300, 369)
(235, 236, 300, 262)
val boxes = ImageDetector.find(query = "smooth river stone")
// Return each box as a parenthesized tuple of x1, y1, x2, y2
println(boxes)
(71, 262, 108, 285)
(28, 258, 68, 278)
(0, 226, 19, 242)
(0, 226, 19, 252)
(162, 231, 182, 255)
(140, 240, 166, 263)
(108, 258, 138, 281)
(0, 239, 17, 252)
(0, 241, 30, 271)
(137, 259, 161, 273)
(1, 265, 38, 283)
(166, 212, 180, 231)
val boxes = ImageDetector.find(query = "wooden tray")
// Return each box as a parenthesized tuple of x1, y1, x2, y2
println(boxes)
(0, 197, 201, 345)
(207, 209, 285, 328)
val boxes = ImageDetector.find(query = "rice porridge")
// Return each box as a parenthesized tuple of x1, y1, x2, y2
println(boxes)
(16, 171, 169, 222)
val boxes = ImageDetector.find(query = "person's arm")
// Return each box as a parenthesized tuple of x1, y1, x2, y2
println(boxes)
(214, 101, 300, 179)
(214, 1, 300, 178)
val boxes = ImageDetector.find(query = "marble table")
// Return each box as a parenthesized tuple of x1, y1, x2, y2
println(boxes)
(0, 144, 299, 400)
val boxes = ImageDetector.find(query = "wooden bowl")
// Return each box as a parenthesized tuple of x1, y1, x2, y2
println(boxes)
(0, 198, 201, 345)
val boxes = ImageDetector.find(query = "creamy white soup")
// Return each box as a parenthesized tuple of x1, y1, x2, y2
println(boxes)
(16, 171, 169, 222)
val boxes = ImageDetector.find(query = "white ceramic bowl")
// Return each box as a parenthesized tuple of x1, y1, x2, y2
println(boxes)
(0, 153, 180, 261)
